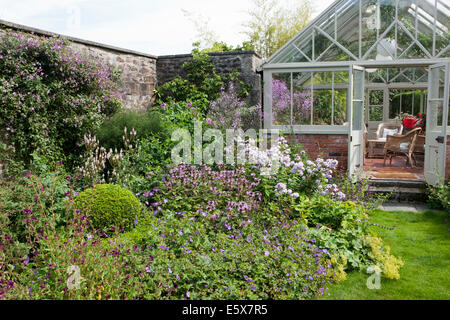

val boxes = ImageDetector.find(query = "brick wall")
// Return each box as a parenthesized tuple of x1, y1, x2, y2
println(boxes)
(157, 51, 263, 107)
(285, 134, 349, 170)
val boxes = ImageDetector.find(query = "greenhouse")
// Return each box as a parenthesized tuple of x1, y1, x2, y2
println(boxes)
(262, 0, 450, 185)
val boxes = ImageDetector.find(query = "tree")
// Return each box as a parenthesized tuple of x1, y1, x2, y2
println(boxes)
(243, 0, 313, 59)
(183, 10, 254, 54)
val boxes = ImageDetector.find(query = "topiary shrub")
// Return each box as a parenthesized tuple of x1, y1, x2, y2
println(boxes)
(74, 184, 140, 232)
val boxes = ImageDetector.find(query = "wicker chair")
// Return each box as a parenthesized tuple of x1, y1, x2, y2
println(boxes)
(383, 127, 422, 167)
(367, 123, 404, 158)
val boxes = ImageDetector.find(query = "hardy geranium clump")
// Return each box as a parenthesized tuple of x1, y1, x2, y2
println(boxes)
(143, 164, 263, 231)
(0, 31, 124, 168)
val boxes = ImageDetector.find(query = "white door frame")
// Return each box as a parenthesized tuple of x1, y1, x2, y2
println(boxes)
(424, 62, 449, 186)
(348, 65, 365, 177)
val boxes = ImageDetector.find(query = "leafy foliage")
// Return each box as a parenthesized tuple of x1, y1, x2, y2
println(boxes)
(154, 51, 251, 115)
(0, 32, 123, 169)
(96, 111, 165, 152)
(74, 184, 141, 232)
(243, 0, 312, 59)
(427, 181, 450, 212)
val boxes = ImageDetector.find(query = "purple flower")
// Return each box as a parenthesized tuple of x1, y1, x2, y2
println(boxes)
(23, 255, 30, 264)
(264, 250, 270, 256)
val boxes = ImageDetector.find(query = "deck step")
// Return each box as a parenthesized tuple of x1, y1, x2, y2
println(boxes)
(368, 179, 429, 203)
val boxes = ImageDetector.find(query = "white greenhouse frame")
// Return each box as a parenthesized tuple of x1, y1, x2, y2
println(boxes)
(262, 0, 450, 182)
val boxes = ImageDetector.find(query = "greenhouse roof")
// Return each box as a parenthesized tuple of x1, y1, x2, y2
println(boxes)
(267, 0, 450, 65)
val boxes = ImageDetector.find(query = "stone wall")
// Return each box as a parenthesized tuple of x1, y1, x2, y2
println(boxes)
(285, 134, 349, 170)
(0, 19, 157, 111)
(157, 51, 263, 106)
(0, 20, 264, 111)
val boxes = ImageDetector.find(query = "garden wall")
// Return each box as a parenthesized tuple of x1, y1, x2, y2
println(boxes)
(0, 19, 263, 111)
(0, 19, 158, 111)
(285, 134, 349, 170)
(157, 51, 263, 106)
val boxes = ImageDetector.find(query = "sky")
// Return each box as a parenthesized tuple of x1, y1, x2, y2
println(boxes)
(0, 0, 335, 56)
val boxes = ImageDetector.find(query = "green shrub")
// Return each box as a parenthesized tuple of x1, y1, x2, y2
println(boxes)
(0, 32, 123, 169)
(0, 153, 71, 243)
(74, 184, 141, 232)
(428, 181, 450, 212)
(96, 111, 165, 151)
(298, 196, 403, 280)
(154, 51, 251, 115)
(293, 195, 367, 230)
(111, 211, 333, 300)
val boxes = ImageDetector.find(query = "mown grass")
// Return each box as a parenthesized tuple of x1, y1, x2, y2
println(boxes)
(321, 208, 450, 300)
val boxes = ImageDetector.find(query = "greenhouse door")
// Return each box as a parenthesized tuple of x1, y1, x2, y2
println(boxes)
(424, 63, 449, 186)
(348, 65, 365, 177)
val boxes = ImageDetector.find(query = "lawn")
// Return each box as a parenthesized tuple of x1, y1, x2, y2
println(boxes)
(321, 208, 450, 300)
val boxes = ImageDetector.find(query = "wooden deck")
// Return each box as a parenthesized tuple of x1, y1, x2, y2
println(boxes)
(364, 155, 425, 181)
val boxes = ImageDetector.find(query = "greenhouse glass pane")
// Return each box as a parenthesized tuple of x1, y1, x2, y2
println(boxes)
(292, 72, 313, 125)
(379, 0, 396, 34)
(436, 0, 450, 55)
(314, 32, 335, 61)
(361, 0, 381, 57)
(370, 105, 384, 121)
(336, 0, 360, 59)
(334, 89, 348, 125)
(312, 72, 334, 125)
(398, 0, 417, 34)
(272, 73, 292, 125)
(369, 89, 384, 105)
(389, 89, 402, 119)
(410, 90, 423, 115)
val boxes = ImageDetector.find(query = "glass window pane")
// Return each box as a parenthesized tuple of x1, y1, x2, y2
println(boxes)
(361, 0, 380, 57)
(370, 105, 384, 121)
(335, 89, 348, 125)
(313, 72, 333, 125)
(336, 0, 360, 59)
(272, 73, 292, 125)
(401, 92, 413, 115)
(353, 101, 364, 130)
(437, 69, 445, 126)
(352, 69, 364, 131)
(389, 89, 402, 119)
(379, 0, 396, 34)
(292, 72, 312, 125)
(369, 90, 384, 105)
